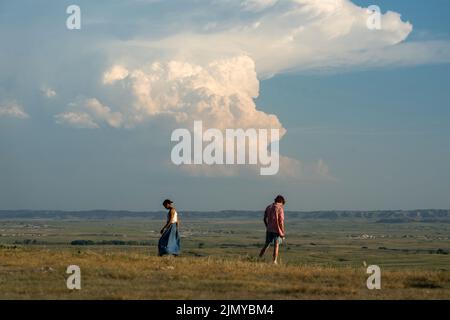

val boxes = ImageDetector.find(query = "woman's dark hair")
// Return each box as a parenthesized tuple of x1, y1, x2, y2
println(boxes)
(274, 195, 285, 205)
(162, 199, 173, 207)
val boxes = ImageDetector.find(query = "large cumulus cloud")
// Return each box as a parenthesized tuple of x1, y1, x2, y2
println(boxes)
(51, 0, 450, 178)
(101, 56, 283, 132)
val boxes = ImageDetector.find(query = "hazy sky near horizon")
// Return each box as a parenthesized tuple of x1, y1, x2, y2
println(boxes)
(1, 0, 450, 211)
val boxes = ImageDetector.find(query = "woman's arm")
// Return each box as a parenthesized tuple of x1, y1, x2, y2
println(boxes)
(160, 208, 175, 234)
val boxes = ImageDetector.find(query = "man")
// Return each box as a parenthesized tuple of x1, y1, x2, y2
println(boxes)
(259, 195, 286, 264)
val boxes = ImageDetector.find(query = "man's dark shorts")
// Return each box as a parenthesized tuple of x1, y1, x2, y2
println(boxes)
(265, 231, 283, 245)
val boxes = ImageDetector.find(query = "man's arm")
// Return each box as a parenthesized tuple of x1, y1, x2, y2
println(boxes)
(278, 206, 285, 237)
(263, 207, 269, 228)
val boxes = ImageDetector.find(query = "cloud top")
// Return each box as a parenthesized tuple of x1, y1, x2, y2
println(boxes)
(113, 0, 427, 77)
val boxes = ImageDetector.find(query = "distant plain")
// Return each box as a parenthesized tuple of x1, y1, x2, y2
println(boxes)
(0, 210, 449, 299)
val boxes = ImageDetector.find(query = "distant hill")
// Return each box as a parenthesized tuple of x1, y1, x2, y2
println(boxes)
(287, 210, 450, 223)
(0, 209, 449, 223)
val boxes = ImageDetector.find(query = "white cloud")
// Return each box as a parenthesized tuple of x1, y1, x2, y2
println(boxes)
(0, 101, 29, 119)
(100, 55, 337, 179)
(102, 65, 129, 85)
(85, 98, 123, 128)
(54, 112, 99, 129)
(55, 98, 123, 129)
(102, 55, 284, 132)
(41, 86, 56, 98)
(312, 158, 336, 181)
(264, 156, 336, 181)
(172, 154, 336, 181)
(241, 0, 278, 12)
(65, 0, 449, 130)
(113, 0, 438, 77)
(50, 0, 450, 178)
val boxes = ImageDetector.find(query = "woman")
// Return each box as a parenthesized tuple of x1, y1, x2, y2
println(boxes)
(158, 199, 181, 256)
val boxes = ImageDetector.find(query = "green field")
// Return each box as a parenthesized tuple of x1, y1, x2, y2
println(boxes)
(0, 211, 449, 299)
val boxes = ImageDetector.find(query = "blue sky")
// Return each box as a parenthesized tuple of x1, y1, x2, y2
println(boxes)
(1, 0, 450, 211)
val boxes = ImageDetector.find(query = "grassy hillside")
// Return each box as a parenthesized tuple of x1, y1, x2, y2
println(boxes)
(0, 246, 449, 300)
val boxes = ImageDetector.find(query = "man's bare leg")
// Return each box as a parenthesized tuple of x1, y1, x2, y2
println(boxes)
(273, 242, 279, 264)
(259, 244, 270, 258)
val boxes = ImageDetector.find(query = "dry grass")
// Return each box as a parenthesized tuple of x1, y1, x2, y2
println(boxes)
(0, 246, 448, 299)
